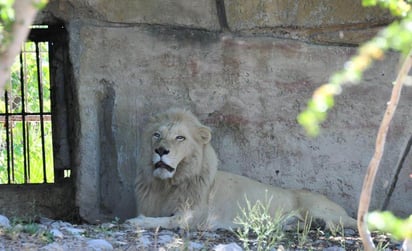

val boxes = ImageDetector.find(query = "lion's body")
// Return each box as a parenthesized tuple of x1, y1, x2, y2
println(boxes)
(127, 109, 357, 230)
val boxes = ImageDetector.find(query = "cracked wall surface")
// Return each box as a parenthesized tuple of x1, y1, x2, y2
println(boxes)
(39, 0, 411, 222)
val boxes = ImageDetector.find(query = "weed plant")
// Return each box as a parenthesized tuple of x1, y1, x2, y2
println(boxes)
(233, 193, 296, 251)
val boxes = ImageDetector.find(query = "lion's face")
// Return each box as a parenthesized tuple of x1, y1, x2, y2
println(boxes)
(150, 119, 211, 180)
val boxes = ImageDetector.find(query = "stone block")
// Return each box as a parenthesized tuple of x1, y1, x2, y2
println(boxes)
(225, 0, 392, 30)
(47, 0, 220, 30)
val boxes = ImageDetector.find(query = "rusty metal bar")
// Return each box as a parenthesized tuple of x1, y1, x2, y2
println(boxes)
(0, 114, 51, 122)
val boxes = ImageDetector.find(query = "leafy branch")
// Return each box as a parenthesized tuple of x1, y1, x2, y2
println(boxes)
(298, 0, 412, 136)
(358, 50, 411, 251)
(368, 211, 412, 240)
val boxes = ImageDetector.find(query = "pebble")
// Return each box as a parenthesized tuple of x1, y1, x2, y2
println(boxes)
(86, 239, 114, 250)
(323, 246, 345, 251)
(214, 242, 243, 251)
(50, 220, 73, 229)
(139, 234, 152, 247)
(13, 223, 24, 232)
(158, 233, 174, 244)
(100, 222, 116, 230)
(39, 242, 65, 251)
(0, 215, 10, 228)
(188, 241, 204, 249)
(344, 228, 356, 236)
(62, 226, 86, 235)
(50, 228, 64, 239)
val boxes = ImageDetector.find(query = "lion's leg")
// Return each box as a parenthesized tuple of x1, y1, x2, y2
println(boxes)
(126, 215, 174, 229)
(295, 190, 357, 230)
(300, 210, 357, 230)
(125, 214, 191, 229)
(326, 215, 357, 230)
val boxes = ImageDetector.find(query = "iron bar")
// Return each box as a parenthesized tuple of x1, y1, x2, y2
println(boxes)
(10, 118, 14, 183)
(4, 92, 11, 184)
(26, 122, 31, 182)
(0, 27, 63, 185)
(35, 42, 48, 184)
(20, 49, 28, 183)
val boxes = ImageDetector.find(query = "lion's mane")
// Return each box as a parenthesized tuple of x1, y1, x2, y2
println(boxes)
(135, 109, 218, 218)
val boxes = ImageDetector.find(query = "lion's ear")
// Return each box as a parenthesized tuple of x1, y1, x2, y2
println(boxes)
(198, 126, 211, 144)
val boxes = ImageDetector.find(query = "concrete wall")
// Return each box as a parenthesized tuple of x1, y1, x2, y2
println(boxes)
(41, 0, 411, 222)
(0, 182, 75, 221)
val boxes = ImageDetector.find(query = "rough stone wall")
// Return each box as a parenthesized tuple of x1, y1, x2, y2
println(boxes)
(40, 0, 411, 222)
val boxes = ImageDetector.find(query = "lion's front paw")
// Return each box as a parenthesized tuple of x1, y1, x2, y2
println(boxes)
(125, 215, 147, 227)
(125, 215, 174, 229)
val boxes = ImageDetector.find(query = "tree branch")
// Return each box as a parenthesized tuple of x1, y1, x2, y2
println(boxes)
(0, 0, 42, 91)
(357, 50, 412, 251)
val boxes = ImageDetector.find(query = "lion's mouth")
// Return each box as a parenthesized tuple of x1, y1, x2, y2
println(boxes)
(154, 161, 175, 173)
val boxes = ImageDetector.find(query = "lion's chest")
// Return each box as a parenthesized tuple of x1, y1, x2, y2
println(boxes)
(138, 185, 189, 217)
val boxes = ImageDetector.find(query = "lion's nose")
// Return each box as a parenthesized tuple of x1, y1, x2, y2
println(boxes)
(155, 147, 170, 156)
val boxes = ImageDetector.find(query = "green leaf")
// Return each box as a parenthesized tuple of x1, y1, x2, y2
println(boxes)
(362, 0, 377, 6)
(368, 211, 412, 240)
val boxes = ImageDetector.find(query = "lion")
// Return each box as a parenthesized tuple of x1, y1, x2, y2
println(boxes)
(126, 108, 357, 230)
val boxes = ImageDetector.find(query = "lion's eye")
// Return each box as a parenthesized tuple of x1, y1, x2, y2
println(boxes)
(153, 132, 161, 139)
(176, 136, 186, 141)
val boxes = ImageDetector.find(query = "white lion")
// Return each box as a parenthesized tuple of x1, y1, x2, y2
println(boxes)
(127, 108, 357, 230)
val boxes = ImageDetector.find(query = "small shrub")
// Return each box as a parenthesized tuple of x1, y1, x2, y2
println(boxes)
(233, 192, 296, 251)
